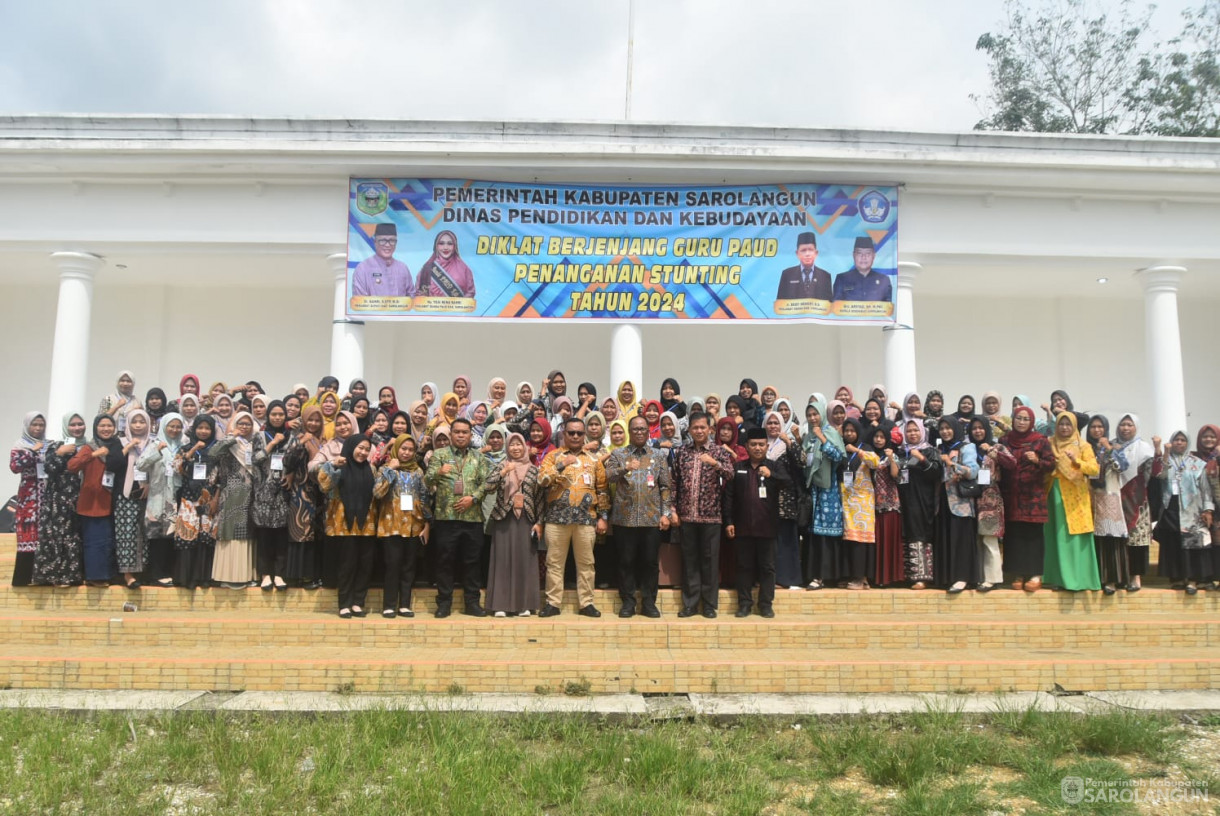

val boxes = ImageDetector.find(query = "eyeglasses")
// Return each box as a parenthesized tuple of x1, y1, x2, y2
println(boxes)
(375, 238, 397, 246)
(565, 430, 585, 436)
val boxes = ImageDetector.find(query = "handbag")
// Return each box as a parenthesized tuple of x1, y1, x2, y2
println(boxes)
(956, 477, 984, 498)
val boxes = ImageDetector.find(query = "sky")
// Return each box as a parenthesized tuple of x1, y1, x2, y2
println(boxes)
(0, 0, 1199, 132)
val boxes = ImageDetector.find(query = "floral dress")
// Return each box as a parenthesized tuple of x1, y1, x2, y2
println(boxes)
(32, 443, 82, 585)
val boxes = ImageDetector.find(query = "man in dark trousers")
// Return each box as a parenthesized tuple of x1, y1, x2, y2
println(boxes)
(775, 231, 832, 301)
(671, 411, 735, 618)
(723, 426, 790, 617)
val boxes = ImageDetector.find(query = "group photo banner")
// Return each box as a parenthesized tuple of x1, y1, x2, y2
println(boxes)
(346, 179, 898, 324)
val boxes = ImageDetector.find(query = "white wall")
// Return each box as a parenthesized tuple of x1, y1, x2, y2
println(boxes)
(4, 282, 1218, 499)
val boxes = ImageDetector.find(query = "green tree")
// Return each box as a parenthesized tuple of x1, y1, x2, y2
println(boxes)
(973, 0, 1220, 136)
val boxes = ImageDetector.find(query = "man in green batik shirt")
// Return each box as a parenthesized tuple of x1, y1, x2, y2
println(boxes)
(424, 418, 492, 617)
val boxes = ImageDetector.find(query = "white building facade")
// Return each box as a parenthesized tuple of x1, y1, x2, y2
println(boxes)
(1, 115, 1218, 495)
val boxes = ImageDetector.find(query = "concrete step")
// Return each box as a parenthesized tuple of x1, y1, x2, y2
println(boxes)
(0, 609, 1215, 652)
(0, 641, 1214, 694)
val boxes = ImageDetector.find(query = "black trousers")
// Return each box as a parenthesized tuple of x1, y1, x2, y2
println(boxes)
(145, 536, 176, 581)
(432, 521, 483, 608)
(734, 535, 776, 611)
(382, 535, 422, 611)
(255, 526, 289, 580)
(680, 522, 721, 611)
(614, 525, 660, 611)
(336, 535, 376, 611)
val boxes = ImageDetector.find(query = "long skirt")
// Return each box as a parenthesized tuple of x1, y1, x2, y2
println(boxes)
(934, 509, 980, 587)
(212, 538, 255, 584)
(283, 541, 320, 584)
(10, 552, 34, 587)
(1094, 535, 1131, 587)
(486, 515, 541, 614)
(113, 494, 147, 573)
(1042, 482, 1101, 591)
(844, 541, 875, 582)
(775, 519, 802, 587)
(1003, 520, 1045, 577)
(173, 542, 214, 589)
(1127, 544, 1150, 576)
(805, 534, 843, 584)
(80, 516, 115, 582)
(873, 511, 905, 586)
(1154, 497, 1214, 582)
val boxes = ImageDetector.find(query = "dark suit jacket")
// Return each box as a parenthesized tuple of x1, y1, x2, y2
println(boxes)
(776, 265, 832, 301)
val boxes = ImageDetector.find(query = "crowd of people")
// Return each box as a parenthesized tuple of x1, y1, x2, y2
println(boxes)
(9, 371, 1218, 620)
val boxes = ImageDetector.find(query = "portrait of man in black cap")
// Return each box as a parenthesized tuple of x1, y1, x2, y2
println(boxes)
(831, 236, 891, 303)
(775, 231, 831, 301)
(351, 222, 416, 298)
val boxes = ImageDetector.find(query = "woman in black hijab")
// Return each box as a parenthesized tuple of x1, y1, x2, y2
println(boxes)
(659, 377, 687, 420)
(317, 433, 378, 618)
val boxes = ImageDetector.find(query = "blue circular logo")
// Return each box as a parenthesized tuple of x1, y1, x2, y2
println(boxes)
(858, 190, 890, 223)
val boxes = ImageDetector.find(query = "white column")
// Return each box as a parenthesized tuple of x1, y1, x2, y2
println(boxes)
(328, 253, 364, 387)
(1137, 265, 1188, 437)
(883, 261, 921, 402)
(609, 324, 643, 397)
(46, 252, 103, 424)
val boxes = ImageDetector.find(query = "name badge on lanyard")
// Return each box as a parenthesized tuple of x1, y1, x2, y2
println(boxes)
(193, 462, 208, 481)
(244, 450, 252, 466)
(843, 470, 855, 489)
(101, 471, 115, 489)
(400, 492, 414, 512)
(36, 461, 46, 480)
(583, 472, 592, 486)
(900, 467, 910, 485)
(977, 468, 992, 486)
(1172, 478, 1181, 496)
(133, 469, 147, 482)
(270, 454, 284, 471)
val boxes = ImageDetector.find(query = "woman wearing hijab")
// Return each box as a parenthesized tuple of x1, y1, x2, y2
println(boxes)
(207, 412, 263, 588)
(426, 392, 461, 438)
(1113, 413, 1156, 591)
(172, 415, 219, 589)
(614, 381, 642, 423)
(582, 411, 608, 455)
(136, 412, 185, 587)
(484, 432, 542, 617)
(967, 416, 1007, 592)
(317, 392, 342, 440)
(144, 387, 168, 433)
(351, 397, 372, 435)
(1043, 413, 1102, 592)
(1151, 429, 1216, 593)
(31, 413, 88, 586)
(113, 408, 153, 589)
(377, 386, 400, 419)
(1084, 415, 1132, 594)
(895, 419, 940, 589)
(98, 371, 143, 436)
(832, 386, 861, 421)
(374, 434, 430, 617)
(997, 406, 1056, 591)
(839, 418, 881, 591)
(1037, 390, 1089, 436)
(980, 391, 1011, 436)
(249, 394, 270, 429)
(715, 417, 747, 463)
(9, 412, 49, 586)
(464, 401, 491, 447)
(860, 398, 887, 436)
(932, 417, 981, 594)
(655, 411, 683, 452)
(763, 411, 788, 460)
(210, 393, 236, 439)
(514, 381, 533, 409)
(922, 390, 945, 439)
(69, 415, 126, 587)
(573, 382, 597, 419)
(177, 393, 201, 433)
(451, 375, 472, 409)
(251, 400, 294, 591)
(724, 395, 755, 434)
(539, 369, 567, 416)
(1193, 425, 1220, 590)
(318, 434, 379, 617)
(405, 401, 430, 449)
(868, 424, 904, 588)
(416, 229, 475, 297)
(426, 424, 451, 466)
(527, 416, 555, 467)
(420, 382, 439, 418)
(803, 398, 846, 590)
(282, 407, 323, 590)
(658, 378, 687, 421)
(900, 392, 925, 427)
(168, 374, 200, 413)
(340, 379, 368, 412)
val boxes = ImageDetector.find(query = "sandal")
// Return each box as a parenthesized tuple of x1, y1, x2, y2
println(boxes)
(806, 580, 823, 591)
(1011, 580, 1025, 591)
(910, 582, 926, 591)
(1024, 577, 1042, 592)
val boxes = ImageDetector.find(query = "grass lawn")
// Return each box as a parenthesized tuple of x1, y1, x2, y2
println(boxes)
(0, 702, 1215, 815)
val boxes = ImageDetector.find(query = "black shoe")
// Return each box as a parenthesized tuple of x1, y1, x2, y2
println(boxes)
(1186, 585, 1199, 595)
(618, 605, 636, 618)
(641, 607, 661, 618)
(578, 605, 601, 618)
(382, 609, 396, 618)
(274, 580, 288, 592)
(677, 607, 696, 618)
(735, 605, 751, 618)
(1126, 583, 1141, 592)
(758, 607, 775, 618)
(702, 608, 717, 619)
(260, 580, 273, 593)
(124, 579, 141, 590)
(435, 605, 452, 619)
(304, 579, 323, 590)
(463, 605, 488, 617)
(338, 609, 352, 619)
(538, 604, 561, 618)
(1102, 585, 1117, 596)
(352, 607, 368, 618)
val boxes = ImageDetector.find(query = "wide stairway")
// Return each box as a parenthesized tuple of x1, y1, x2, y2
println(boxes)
(0, 535, 1216, 694)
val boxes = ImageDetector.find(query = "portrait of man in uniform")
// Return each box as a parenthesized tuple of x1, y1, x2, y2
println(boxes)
(351, 223, 416, 298)
(775, 231, 832, 301)
(831, 236, 892, 303)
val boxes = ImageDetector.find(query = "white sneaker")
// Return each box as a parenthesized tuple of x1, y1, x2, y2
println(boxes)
(517, 610, 532, 617)
(493, 611, 507, 618)
(788, 585, 802, 591)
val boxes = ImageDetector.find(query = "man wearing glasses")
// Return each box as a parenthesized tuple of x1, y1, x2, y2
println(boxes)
(352, 223, 415, 297)
(537, 417, 610, 617)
